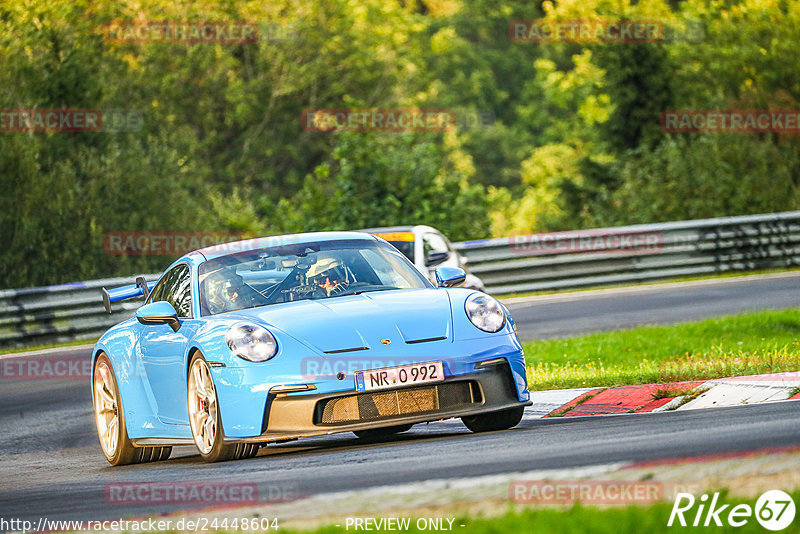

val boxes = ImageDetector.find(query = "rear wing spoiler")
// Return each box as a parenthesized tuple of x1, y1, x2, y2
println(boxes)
(101, 276, 156, 314)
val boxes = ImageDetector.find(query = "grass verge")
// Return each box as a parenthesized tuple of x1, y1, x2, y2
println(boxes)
(651, 385, 699, 400)
(523, 309, 800, 390)
(281, 490, 800, 534)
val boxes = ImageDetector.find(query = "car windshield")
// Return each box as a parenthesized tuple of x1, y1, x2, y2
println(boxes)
(370, 232, 416, 262)
(198, 238, 431, 315)
(386, 240, 415, 262)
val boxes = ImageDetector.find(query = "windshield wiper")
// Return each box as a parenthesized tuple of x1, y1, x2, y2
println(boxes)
(348, 287, 397, 296)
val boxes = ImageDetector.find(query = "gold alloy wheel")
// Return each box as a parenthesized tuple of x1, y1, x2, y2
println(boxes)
(93, 360, 119, 457)
(188, 357, 219, 455)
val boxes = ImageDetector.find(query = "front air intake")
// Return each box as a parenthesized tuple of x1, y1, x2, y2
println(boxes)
(315, 381, 481, 425)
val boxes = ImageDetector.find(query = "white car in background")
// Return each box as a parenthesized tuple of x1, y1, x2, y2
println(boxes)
(360, 225, 487, 292)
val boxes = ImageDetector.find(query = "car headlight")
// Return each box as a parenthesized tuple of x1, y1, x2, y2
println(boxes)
(465, 293, 505, 333)
(226, 323, 278, 362)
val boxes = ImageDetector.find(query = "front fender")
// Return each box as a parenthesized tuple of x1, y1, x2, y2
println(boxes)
(188, 317, 327, 437)
(447, 288, 528, 401)
(92, 319, 160, 435)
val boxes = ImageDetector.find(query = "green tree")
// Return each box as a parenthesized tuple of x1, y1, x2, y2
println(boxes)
(276, 132, 490, 241)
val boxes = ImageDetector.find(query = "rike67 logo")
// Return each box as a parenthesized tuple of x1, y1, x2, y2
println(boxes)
(668, 490, 796, 531)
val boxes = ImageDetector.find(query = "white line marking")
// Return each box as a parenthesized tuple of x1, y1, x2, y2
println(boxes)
(0, 344, 95, 360)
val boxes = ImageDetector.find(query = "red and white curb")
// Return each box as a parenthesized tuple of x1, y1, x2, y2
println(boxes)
(528, 372, 800, 418)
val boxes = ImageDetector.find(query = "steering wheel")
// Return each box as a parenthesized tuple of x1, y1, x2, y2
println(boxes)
(281, 284, 327, 300)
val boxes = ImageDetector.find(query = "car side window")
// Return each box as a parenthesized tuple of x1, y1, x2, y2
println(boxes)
(148, 264, 192, 318)
(170, 265, 193, 318)
(442, 234, 455, 253)
(147, 271, 175, 305)
(423, 233, 449, 257)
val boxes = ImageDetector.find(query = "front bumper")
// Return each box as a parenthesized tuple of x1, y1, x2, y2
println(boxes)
(230, 361, 530, 443)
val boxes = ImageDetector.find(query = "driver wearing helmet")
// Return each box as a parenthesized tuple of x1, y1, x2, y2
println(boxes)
(203, 269, 251, 314)
(305, 255, 351, 297)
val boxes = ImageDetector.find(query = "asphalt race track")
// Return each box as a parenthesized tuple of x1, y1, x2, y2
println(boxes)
(506, 272, 800, 341)
(1, 273, 799, 521)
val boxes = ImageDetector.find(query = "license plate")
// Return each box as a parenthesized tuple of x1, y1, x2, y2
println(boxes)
(355, 361, 445, 392)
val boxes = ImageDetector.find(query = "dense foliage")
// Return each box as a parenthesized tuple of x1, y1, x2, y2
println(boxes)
(1, 0, 798, 287)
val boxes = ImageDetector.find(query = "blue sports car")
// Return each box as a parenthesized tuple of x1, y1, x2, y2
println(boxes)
(92, 232, 530, 465)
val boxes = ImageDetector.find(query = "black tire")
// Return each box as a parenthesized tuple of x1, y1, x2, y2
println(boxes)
(461, 406, 524, 433)
(93, 353, 172, 466)
(136, 445, 173, 463)
(353, 424, 413, 439)
(188, 352, 259, 462)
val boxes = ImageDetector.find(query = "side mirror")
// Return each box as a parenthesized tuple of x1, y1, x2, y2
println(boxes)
(136, 301, 181, 332)
(425, 251, 450, 267)
(435, 266, 466, 288)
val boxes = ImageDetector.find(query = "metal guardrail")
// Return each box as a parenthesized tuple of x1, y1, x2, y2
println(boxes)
(454, 211, 800, 295)
(2, 211, 799, 348)
(0, 275, 159, 348)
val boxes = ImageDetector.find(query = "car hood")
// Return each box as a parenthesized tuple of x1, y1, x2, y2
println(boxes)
(233, 288, 452, 354)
